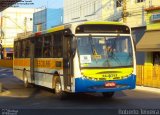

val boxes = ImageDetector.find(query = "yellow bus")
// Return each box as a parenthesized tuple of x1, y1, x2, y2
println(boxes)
(13, 21, 136, 99)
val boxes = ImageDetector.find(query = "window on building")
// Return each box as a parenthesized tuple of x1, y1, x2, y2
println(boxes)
(84, 2, 95, 17)
(153, 52, 160, 65)
(116, 0, 123, 7)
(37, 24, 42, 32)
(136, 0, 145, 3)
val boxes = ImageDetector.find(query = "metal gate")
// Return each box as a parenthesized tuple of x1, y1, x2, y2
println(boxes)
(136, 65, 160, 88)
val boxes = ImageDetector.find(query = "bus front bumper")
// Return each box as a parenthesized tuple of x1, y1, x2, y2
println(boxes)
(75, 74, 136, 93)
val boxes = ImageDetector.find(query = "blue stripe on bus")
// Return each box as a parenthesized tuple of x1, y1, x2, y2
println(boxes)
(75, 74, 136, 93)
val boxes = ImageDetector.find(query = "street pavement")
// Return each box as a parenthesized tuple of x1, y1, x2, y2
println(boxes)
(0, 68, 160, 115)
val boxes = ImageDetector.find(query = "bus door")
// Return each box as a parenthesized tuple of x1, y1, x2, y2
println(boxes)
(63, 36, 73, 90)
(30, 38, 35, 83)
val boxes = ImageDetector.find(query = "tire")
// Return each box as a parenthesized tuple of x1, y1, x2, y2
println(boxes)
(23, 71, 29, 88)
(54, 76, 67, 100)
(102, 92, 114, 98)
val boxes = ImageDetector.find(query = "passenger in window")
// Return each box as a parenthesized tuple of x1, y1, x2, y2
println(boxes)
(44, 48, 50, 58)
(106, 46, 116, 57)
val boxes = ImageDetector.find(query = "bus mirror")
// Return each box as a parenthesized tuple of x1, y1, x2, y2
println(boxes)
(64, 30, 73, 37)
(71, 37, 77, 57)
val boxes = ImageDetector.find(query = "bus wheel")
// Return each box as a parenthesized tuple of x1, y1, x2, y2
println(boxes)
(23, 71, 29, 88)
(102, 92, 114, 98)
(54, 77, 66, 99)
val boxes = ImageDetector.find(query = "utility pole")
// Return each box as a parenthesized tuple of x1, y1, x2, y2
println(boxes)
(122, 0, 127, 23)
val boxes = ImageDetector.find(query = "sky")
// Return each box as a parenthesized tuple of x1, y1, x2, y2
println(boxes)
(14, 0, 63, 9)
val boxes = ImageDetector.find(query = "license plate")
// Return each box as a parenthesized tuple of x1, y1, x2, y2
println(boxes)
(105, 82, 116, 88)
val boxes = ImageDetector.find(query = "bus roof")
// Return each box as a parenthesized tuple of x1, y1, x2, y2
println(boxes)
(15, 21, 128, 41)
(83, 21, 125, 25)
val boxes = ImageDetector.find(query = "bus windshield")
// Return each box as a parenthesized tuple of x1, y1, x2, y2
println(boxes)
(77, 36, 133, 68)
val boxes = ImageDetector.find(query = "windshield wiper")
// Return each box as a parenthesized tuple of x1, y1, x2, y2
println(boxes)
(89, 35, 98, 55)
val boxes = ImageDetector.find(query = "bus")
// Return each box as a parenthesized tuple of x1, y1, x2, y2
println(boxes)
(13, 21, 136, 99)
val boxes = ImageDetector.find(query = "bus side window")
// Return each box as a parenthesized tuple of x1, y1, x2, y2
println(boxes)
(22, 40, 25, 58)
(18, 41, 22, 58)
(25, 39, 30, 58)
(35, 37, 43, 58)
(53, 32, 63, 58)
(43, 35, 52, 58)
(14, 41, 18, 58)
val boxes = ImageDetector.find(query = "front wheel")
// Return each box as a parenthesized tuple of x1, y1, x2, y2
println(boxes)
(102, 92, 114, 98)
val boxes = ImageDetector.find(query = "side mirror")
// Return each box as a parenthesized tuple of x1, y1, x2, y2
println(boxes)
(64, 29, 73, 37)
(71, 37, 77, 57)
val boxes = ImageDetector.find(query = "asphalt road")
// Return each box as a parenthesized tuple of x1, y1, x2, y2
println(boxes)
(0, 68, 160, 115)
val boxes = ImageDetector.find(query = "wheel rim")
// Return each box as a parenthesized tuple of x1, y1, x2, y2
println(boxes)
(24, 77, 27, 84)
(55, 82, 61, 94)
(23, 72, 29, 88)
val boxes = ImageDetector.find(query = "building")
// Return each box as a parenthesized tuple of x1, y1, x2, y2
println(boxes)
(137, 6, 160, 65)
(64, 0, 160, 65)
(136, 6, 160, 88)
(0, 7, 35, 59)
(64, 0, 160, 26)
(33, 8, 63, 32)
(64, 0, 101, 23)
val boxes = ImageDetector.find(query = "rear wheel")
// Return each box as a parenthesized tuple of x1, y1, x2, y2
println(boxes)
(23, 71, 29, 88)
(102, 92, 114, 98)
(54, 76, 67, 99)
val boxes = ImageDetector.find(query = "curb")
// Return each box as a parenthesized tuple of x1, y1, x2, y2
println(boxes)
(0, 90, 10, 96)
(135, 86, 160, 94)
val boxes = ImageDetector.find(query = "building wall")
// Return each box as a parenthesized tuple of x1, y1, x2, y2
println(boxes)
(47, 8, 63, 28)
(64, 0, 102, 23)
(146, 9, 160, 30)
(143, 7, 160, 66)
(64, 0, 160, 27)
(33, 8, 63, 32)
(101, 0, 119, 21)
(33, 9, 47, 32)
(0, 8, 35, 48)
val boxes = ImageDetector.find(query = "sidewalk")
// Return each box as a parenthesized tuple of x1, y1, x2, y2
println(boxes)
(136, 86, 160, 94)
